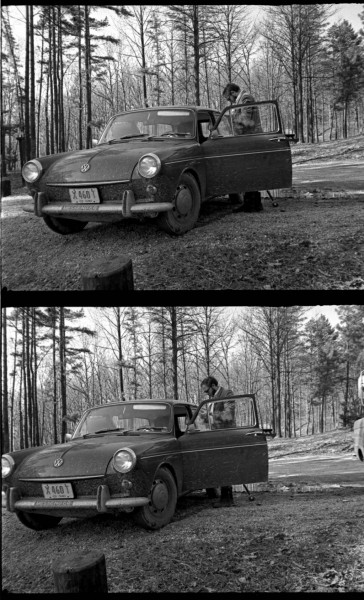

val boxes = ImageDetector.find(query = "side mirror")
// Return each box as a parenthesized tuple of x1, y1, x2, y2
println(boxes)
(262, 428, 276, 438)
(209, 130, 219, 140)
(285, 131, 298, 143)
(64, 433, 72, 443)
(92, 139, 99, 147)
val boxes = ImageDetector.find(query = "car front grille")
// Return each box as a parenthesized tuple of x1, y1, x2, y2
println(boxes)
(46, 182, 131, 204)
(17, 475, 124, 498)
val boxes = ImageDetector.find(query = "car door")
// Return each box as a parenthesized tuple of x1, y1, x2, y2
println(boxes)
(202, 101, 292, 197)
(178, 395, 268, 492)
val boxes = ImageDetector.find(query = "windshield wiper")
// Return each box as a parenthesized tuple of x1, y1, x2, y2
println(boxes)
(107, 134, 149, 144)
(83, 428, 125, 437)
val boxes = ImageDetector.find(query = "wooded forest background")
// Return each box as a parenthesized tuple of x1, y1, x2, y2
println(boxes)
(1, 306, 363, 454)
(1, 4, 364, 175)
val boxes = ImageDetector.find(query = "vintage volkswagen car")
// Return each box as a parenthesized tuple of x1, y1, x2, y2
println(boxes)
(22, 102, 293, 235)
(2, 395, 272, 531)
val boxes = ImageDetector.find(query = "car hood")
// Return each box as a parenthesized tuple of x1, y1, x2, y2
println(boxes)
(15, 434, 173, 479)
(43, 140, 198, 184)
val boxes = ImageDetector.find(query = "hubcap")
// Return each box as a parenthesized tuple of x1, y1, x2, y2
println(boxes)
(150, 478, 169, 511)
(174, 184, 193, 217)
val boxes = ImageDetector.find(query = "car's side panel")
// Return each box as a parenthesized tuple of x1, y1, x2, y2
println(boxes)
(138, 442, 184, 494)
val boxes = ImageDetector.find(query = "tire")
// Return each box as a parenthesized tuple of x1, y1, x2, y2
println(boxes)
(16, 510, 62, 531)
(43, 215, 88, 235)
(228, 193, 243, 204)
(133, 467, 177, 530)
(157, 172, 201, 235)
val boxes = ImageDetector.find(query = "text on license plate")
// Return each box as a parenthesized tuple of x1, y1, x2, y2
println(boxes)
(69, 188, 100, 203)
(42, 483, 74, 499)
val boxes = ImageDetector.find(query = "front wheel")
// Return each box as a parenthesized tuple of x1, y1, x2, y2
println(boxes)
(133, 467, 177, 530)
(16, 511, 62, 530)
(157, 172, 201, 235)
(43, 215, 88, 235)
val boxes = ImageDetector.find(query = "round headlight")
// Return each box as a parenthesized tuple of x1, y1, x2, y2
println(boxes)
(138, 153, 161, 178)
(22, 159, 43, 183)
(2, 455, 15, 479)
(113, 448, 137, 473)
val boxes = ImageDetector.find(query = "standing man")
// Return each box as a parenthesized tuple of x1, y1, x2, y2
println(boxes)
(222, 82, 263, 213)
(200, 376, 235, 508)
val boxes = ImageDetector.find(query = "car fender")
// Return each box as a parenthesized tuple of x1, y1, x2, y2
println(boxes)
(179, 165, 206, 201)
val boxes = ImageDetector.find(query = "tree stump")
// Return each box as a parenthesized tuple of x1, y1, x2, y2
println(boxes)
(53, 550, 108, 593)
(82, 256, 134, 290)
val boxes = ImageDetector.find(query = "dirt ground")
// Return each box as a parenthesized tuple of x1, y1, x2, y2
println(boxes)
(2, 429, 363, 594)
(2, 135, 364, 291)
(2, 487, 363, 593)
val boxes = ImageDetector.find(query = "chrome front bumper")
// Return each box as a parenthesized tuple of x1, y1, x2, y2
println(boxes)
(27, 190, 173, 218)
(5, 485, 149, 513)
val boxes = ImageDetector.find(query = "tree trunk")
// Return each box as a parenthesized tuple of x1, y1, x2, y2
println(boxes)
(116, 309, 124, 397)
(85, 5, 92, 148)
(51, 6, 59, 152)
(52, 309, 58, 444)
(193, 6, 200, 105)
(171, 308, 178, 400)
(78, 6, 83, 150)
(59, 307, 67, 442)
(29, 5, 36, 158)
(1, 309, 10, 454)
(24, 6, 30, 161)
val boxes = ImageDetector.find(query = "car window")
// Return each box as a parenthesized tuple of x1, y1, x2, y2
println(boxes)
(192, 397, 257, 431)
(223, 102, 279, 137)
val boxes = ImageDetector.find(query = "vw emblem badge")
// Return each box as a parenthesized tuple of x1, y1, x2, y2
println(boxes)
(80, 163, 90, 173)
(54, 458, 63, 468)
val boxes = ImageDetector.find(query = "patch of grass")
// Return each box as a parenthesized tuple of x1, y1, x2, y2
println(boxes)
(268, 429, 355, 458)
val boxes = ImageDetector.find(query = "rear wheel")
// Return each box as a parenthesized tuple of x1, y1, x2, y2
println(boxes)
(43, 215, 88, 235)
(228, 193, 243, 204)
(157, 172, 200, 235)
(16, 510, 62, 530)
(133, 467, 177, 530)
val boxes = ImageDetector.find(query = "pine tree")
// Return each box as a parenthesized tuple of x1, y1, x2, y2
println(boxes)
(325, 21, 364, 138)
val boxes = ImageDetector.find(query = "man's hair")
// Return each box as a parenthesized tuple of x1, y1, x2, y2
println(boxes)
(201, 376, 218, 388)
(223, 83, 240, 96)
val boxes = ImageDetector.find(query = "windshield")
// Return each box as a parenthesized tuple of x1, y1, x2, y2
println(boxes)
(99, 109, 195, 143)
(73, 402, 172, 437)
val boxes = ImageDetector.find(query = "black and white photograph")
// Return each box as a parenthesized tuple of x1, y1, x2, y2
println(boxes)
(1, 2, 364, 597)
(1, 305, 364, 593)
(1, 3, 363, 290)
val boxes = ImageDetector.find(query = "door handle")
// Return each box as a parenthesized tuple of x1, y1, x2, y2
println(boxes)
(246, 431, 264, 436)
(269, 137, 286, 142)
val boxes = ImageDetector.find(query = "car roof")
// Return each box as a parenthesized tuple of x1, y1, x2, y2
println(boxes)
(114, 106, 218, 115)
(89, 399, 197, 410)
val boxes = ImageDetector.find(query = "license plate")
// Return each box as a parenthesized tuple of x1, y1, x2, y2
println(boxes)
(69, 188, 100, 203)
(42, 483, 74, 499)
